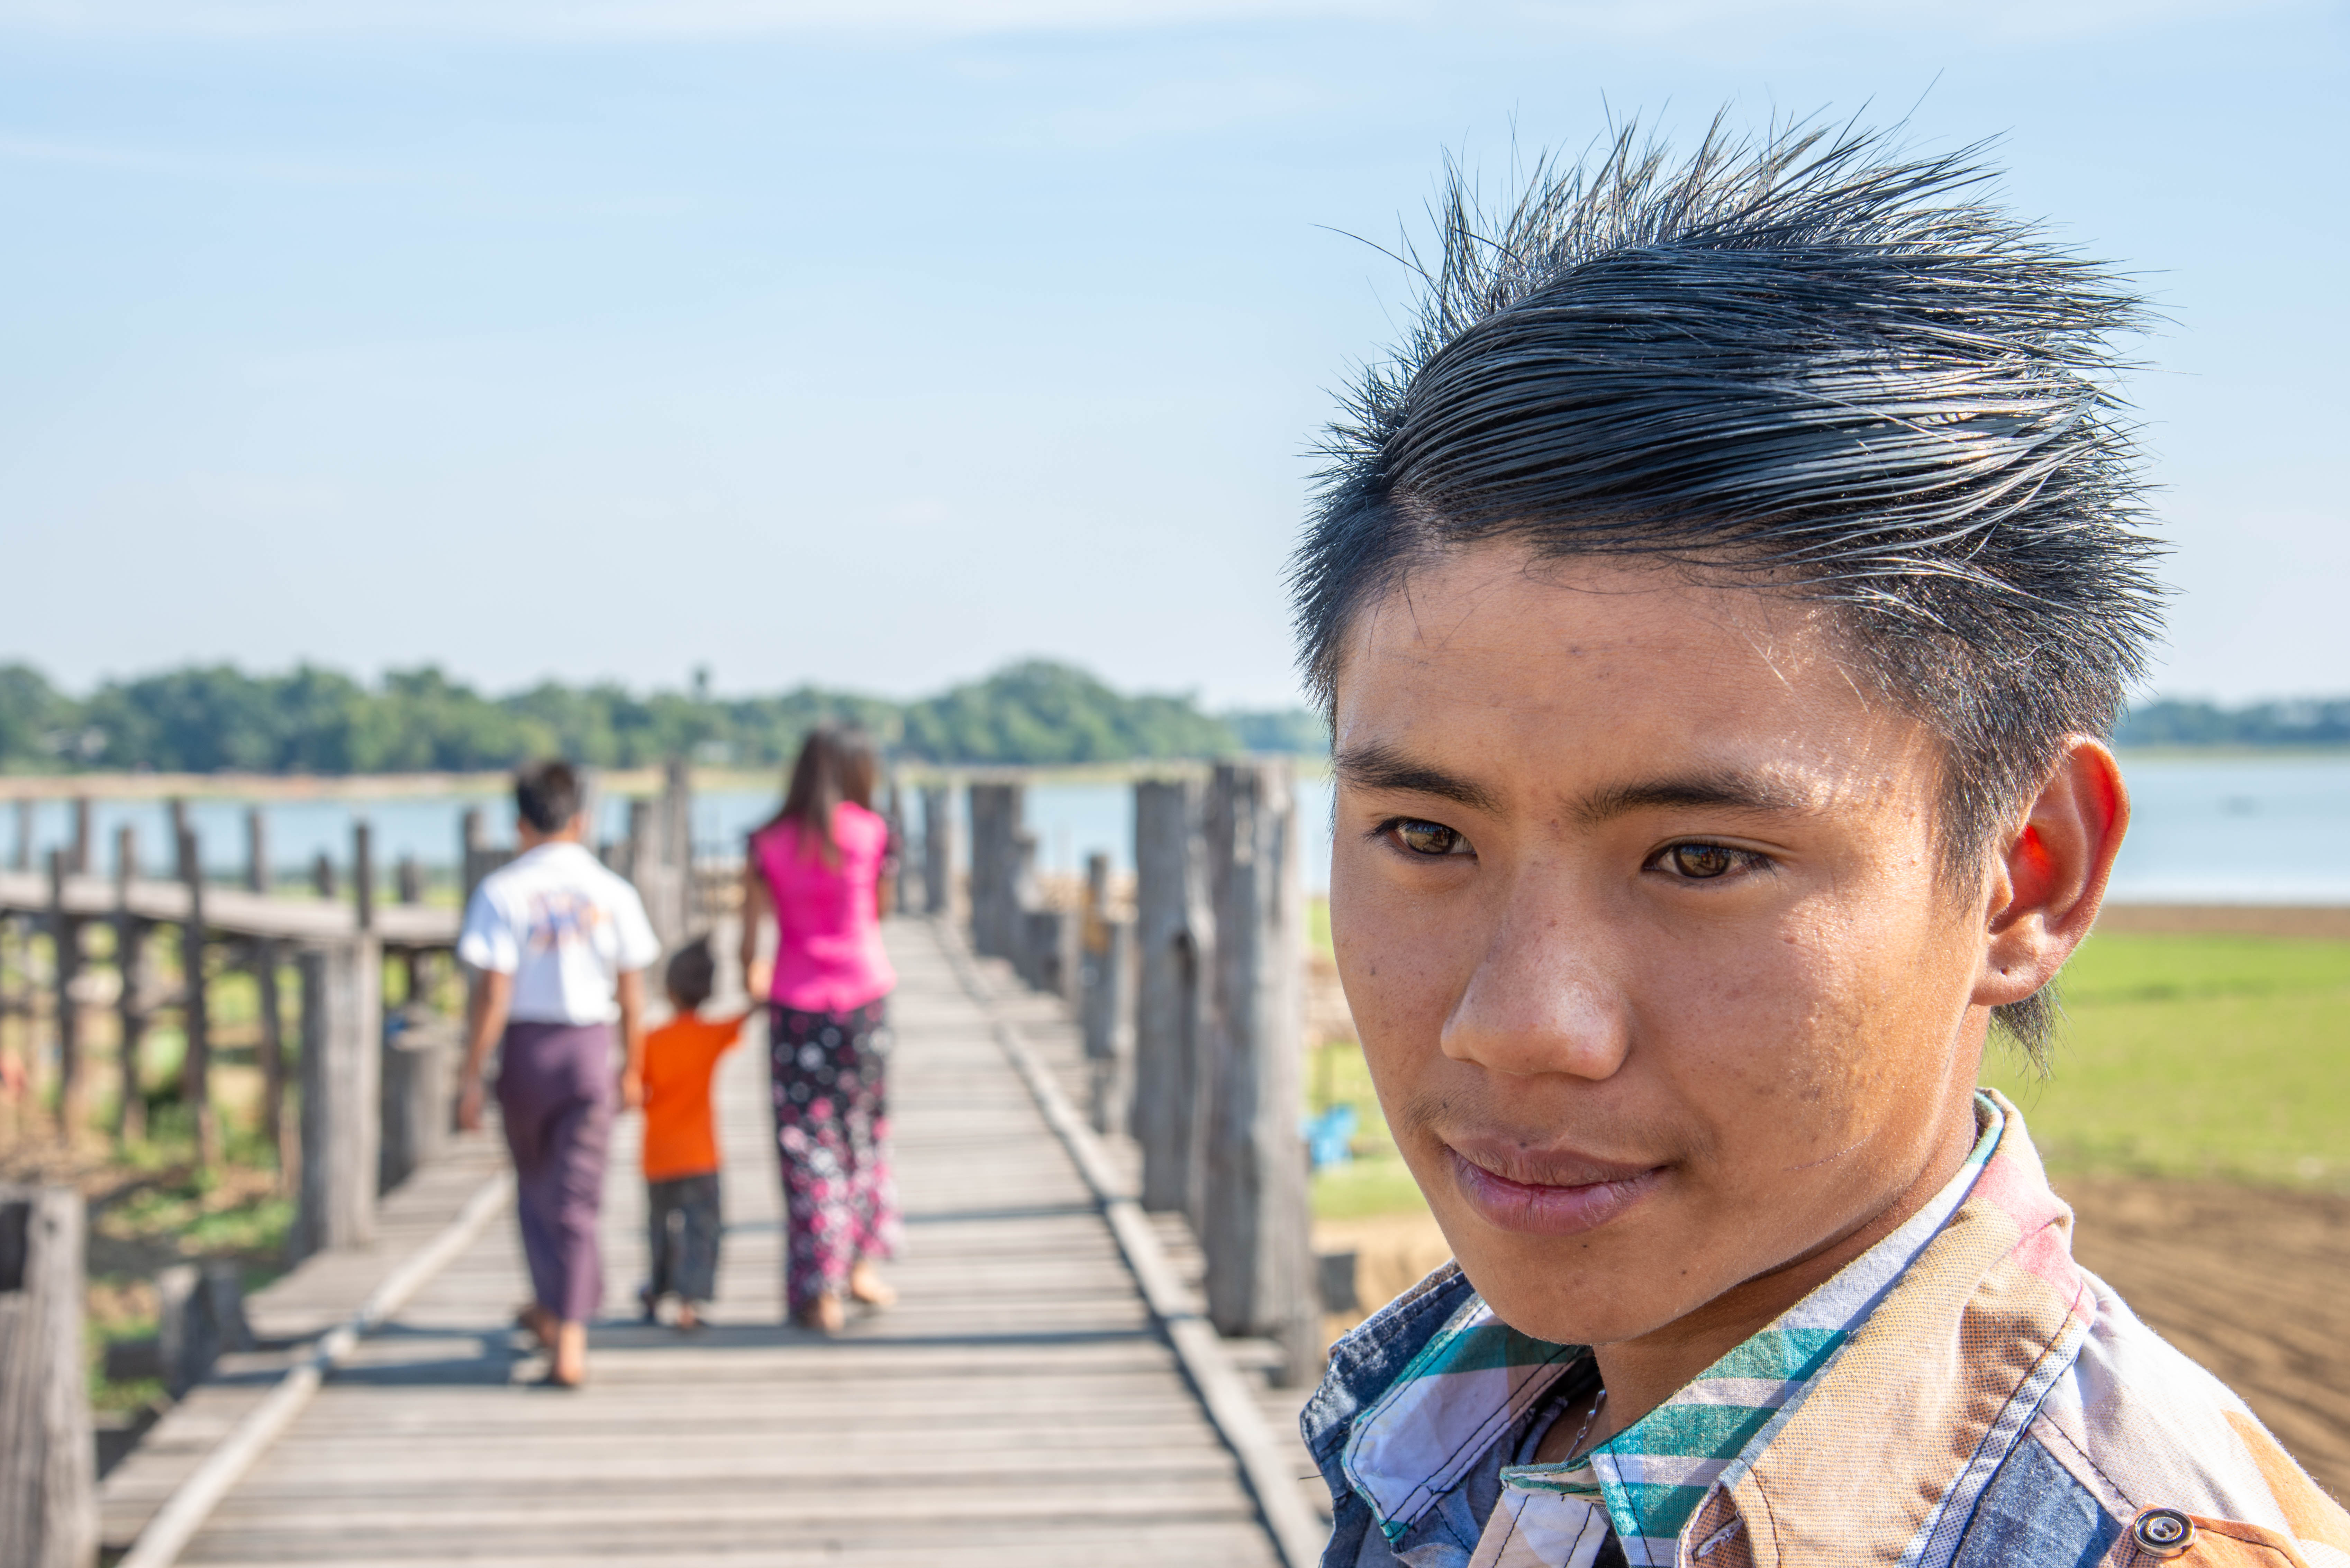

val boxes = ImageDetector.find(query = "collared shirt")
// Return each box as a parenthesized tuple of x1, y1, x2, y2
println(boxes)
(1303, 1091, 2350, 1568)
(1342, 1097, 2004, 1568)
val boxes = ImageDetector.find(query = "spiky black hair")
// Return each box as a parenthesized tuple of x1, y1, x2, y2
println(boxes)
(1290, 117, 2166, 1059)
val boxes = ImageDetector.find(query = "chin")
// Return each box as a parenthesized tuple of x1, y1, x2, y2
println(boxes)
(1466, 1273, 1659, 1347)
(1442, 1218, 1709, 1349)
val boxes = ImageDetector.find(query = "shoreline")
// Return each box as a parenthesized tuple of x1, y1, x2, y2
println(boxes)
(0, 756, 1333, 802)
(2091, 903, 2350, 940)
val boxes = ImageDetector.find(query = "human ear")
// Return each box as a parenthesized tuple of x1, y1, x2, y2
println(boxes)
(1974, 738, 2130, 1008)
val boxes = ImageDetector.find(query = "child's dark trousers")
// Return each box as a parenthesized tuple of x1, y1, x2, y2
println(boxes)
(646, 1172, 722, 1304)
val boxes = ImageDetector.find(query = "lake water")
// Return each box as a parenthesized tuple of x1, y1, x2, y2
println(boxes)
(8, 754, 2348, 905)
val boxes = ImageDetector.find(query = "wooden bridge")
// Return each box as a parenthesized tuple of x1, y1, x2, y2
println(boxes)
(92, 917, 1332, 1567)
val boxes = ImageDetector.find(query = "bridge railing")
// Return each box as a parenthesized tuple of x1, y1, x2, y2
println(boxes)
(915, 760, 1321, 1385)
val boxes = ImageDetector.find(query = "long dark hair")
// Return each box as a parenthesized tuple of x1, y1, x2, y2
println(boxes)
(762, 726, 878, 867)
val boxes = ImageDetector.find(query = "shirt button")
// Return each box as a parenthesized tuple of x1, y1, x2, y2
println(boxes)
(2130, 1507, 2197, 1559)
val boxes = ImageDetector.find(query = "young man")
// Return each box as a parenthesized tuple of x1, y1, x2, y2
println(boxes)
(457, 760, 660, 1387)
(1295, 124, 2349, 1568)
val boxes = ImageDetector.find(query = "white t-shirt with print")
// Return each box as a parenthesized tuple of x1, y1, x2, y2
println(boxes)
(456, 841, 663, 1025)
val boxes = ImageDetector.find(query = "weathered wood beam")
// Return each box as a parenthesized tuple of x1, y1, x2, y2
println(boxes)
(1078, 852, 1133, 1137)
(253, 937, 289, 1186)
(1133, 778, 1214, 1221)
(966, 783, 1021, 960)
(114, 826, 148, 1146)
(921, 785, 956, 918)
(352, 820, 374, 934)
(177, 826, 217, 1169)
(244, 809, 269, 895)
(0, 1183, 98, 1568)
(47, 850, 84, 1139)
(291, 940, 381, 1261)
(1200, 760, 1316, 1385)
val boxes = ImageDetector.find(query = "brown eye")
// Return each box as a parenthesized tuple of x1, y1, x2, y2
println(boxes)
(1668, 843, 1737, 879)
(1394, 819, 1466, 857)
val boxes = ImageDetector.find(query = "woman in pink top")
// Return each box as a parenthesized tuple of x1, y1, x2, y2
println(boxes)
(739, 726, 900, 1332)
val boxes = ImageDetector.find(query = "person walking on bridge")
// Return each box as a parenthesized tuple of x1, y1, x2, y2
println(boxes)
(740, 726, 899, 1333)
(456, 759, 660, 1387)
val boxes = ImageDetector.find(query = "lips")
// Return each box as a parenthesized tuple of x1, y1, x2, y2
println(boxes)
(1443, 1140, 1665, 1237)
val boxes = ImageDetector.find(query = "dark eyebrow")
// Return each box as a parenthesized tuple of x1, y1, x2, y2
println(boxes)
(1570, 773, 1819, 827)
(1332, 742, 1503, 814)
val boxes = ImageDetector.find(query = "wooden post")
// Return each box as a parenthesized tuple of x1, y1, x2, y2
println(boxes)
(1019, 905, 1067, 994)
(393, 856, 425, 1005)
(0, 1184, 98, 1568)
(1008, 828, 1052, 987)
(379, 1014, 456, 1195)
(178, 826, 217, 1169)
(921, 785, 955, 918)
(660, 758, 692, 941)
(311, 850, 336, 902)
(46, 850, 83, 1139)
(253, 937, 288, 1185)
(67, 799, 91, 877)
(461, 807, 508, 908)
(352, 819, 375, 933)
(1201, 759, 1316, 1383)
(623, 799, 652, 884)
(661, 758, 691, 869)
(1133, 779, 1214, 1218)
(113, 827, 147, 1146)
(156, 1259, 251, 1401)
(886, 778, 915, 918)
(292, 940, 380, 1260)
(633, 805, 682, 953)
(244, 808, 269, 894)
(1079, 854, 1133, 1136)
(966, 783, 1022, 960)
(462, 807, 484, 894)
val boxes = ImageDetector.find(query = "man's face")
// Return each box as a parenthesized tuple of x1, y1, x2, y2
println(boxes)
(1329, 546, 1990, 1347)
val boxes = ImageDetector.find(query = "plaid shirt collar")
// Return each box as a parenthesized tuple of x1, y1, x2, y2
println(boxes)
(1339, 1094, 2008, 1566)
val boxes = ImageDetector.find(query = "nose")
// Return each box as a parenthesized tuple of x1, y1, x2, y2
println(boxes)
(1438, 888, 1632, 1081)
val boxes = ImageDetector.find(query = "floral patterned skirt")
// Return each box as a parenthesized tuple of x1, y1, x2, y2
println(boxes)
(768, 999, 899, 1313)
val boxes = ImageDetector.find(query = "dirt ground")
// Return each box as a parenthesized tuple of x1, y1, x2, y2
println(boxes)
(1317, 1175, 2350, 1501)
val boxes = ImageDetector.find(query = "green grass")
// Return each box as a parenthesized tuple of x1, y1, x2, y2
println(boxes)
(99, 1169, 295, 1261)
(1987, 933, 2350, 1186)
(1307, 930, 2350, 1218)
(1314, 1159, 1435, 1220)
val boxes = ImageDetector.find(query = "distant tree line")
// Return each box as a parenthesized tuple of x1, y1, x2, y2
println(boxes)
(2114, 697, 2350, 750)
(0, 658, 1329, 775)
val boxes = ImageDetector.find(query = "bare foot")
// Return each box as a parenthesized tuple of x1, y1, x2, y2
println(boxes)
(847, 1262, 896, 1309)
(516, 1304, 558, 1350)
(548, 1320, 588, 1386)
(793, 1294, 846, 1334)
(675, 1302, 702, 1332)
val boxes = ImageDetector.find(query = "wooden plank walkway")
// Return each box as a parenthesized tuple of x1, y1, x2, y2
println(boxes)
(0, 868, 458, 946)
(104, 918, 1301, 1566)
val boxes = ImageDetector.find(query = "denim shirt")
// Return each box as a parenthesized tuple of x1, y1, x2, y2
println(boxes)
(1300, 1093, 2350, 1568)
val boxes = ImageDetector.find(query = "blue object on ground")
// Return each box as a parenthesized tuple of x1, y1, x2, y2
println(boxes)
(1306, 1104, 1359, 1171)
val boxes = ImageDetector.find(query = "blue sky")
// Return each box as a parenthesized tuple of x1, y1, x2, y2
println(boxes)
(2, 0, 2343, 708)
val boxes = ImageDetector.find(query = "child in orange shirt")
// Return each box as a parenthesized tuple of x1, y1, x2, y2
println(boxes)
(637, 938, 749, 1331)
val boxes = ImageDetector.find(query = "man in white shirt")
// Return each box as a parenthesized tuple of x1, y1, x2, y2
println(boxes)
(456, 760, 661, 1388)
